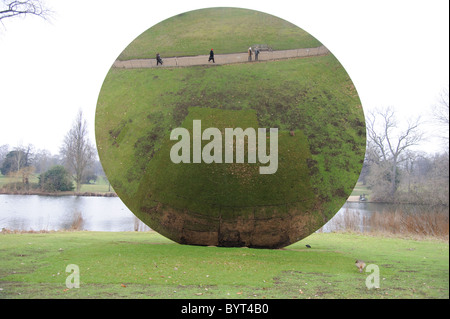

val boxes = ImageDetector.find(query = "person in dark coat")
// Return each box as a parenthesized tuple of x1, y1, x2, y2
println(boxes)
(156, 53, 163, 65)
(255, 48, 260, 61)
(208, 49, 215, 63)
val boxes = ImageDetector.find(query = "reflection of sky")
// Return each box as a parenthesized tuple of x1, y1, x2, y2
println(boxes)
(0, 195, 150, 231)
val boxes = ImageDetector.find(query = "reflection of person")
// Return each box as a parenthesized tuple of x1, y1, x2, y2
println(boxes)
(248, 47, 252, 61)
(208, 49, 215, 63)
(156, 53, 163, 65)
(255, 48, 260, 61)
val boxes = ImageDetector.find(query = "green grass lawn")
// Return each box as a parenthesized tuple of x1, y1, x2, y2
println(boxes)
(0, 174, 38, 188)
(350, 181, 371, 198)
(78, 176, 112, 193)
(0, 174, 112, 194)
(0, 231, 447, 299)
(0, 174, 7, 188)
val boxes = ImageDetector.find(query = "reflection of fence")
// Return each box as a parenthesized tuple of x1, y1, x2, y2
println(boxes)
(252, 44, 272, 51)
(265, 45, 329, 60)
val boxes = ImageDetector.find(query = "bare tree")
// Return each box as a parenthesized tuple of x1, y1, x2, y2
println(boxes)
(366, 106, 423, 198)
(33, 148, 59, 174)
(0, 144, 9, 172)
(0, 0, 51, 24)
(432, 86, 449, 147)
(60, 110, 95, 192)
(13, 143, 33, 171)
(427, 152, 449, 206)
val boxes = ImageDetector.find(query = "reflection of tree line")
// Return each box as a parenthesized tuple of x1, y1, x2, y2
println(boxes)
(360, 88, 449, 206)
(0, 110, 106, 193)
(321, 206, 449, 240)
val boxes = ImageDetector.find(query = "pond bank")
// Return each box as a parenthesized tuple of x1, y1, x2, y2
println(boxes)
(0, 189, 117, 197)
(347, 195, 370, 202)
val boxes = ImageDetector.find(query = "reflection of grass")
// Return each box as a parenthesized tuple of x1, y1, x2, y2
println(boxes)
(118, 7, 322, 60)
(97, 54, 365, 221)
(0, 231, 447, 299)
(138, 107, 315, 215)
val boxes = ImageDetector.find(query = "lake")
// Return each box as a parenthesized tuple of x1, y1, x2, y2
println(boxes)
(0, 194, 447, 233)
(0, 194, 150, 232)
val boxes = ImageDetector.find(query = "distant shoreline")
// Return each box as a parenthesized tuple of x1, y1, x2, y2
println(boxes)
(347, 195, 370, 203)
(0, 189, 117, 197)
(1, 190, 366, 202)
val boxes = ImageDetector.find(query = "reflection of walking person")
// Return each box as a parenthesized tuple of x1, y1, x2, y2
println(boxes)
(255, 48, 260, 61)
(248, 47, 252, 61)
(156, 53, 163, 65)
(208, 49, 215, 63)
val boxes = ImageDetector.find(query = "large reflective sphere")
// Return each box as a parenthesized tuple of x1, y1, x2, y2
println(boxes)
(95, 8, 366, 248)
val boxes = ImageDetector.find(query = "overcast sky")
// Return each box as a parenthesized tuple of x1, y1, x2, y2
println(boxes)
(0, 0, 448, 156)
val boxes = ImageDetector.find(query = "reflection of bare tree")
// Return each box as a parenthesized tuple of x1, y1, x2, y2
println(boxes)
(0, 0, 52, 24)
(70, 211, 84, 230)
(321, 206, 448, 239)
(133, 216, 151, 232)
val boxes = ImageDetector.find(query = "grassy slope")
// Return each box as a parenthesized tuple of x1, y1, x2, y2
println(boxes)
(118, 7, 322, 60)
(0, 231, 447, 299)
(137, 107, 315, 216)
(96, 54, 365, 222)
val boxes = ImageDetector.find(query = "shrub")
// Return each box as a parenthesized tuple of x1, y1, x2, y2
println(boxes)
(39, 165, 74, 192)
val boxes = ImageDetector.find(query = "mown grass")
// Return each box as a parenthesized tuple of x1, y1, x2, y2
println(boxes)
(0, 174, 39, 188)
(118, 7, 322, 60)
(78, 176, 112, 193)
(0, 231, 447, 299)
(350, 182, 371, 198)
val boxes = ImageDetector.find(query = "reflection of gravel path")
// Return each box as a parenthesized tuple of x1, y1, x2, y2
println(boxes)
(113, 45, 329, 69)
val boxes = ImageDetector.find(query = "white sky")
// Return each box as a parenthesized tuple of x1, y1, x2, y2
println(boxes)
(0, 0, 448, 156)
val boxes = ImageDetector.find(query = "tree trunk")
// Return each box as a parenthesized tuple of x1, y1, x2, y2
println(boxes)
(391, 161, 397, 198)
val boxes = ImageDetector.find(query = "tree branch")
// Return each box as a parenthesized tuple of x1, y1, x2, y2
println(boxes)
(0, 0, 51, 22)
(366, 106, 423, 161)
